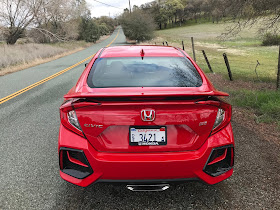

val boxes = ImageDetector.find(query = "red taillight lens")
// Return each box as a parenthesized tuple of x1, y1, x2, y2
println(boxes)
(211, 101, 232, 135)
(60, 100, 85, 138)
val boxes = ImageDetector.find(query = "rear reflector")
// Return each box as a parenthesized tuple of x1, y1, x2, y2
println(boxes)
(59, 148, 93, 179)
(203, 145, 234, 177)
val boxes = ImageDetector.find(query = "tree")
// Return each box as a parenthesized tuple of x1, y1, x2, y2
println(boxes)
(220, 0, 280, 36)
(157, 7, 169, 29)
(0, 0, 92, 44)
(119, 10, 156, 42)
(165, 0, 184, 26)
(98, 23, 109, 35)
(96, 16, 116, 33)
(32, 0, 90, 42)
(186, 0, 204, 23)
(79, 17, 100, 42)
(0, 0, 43, 44)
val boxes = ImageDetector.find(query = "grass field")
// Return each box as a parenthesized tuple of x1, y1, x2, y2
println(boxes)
(0, 40, 93, 76)
(144, 21, 280, 126)
(150, 22, 279, 82)
(0, 37, 116, 76)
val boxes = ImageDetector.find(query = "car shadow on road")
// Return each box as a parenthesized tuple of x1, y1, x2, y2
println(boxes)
(54, 180, 230, 209)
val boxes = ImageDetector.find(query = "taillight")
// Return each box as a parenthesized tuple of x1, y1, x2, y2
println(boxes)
(60, 100, 85, 137)
(67, 110, 81, 131)
(211, 101, 232, 135)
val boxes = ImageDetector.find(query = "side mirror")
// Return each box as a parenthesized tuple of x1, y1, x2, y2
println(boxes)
(85, 63, 88, 67)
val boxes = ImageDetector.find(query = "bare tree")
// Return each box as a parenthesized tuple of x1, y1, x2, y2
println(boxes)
(0, 0, 90, 44)
(0, 0, 44, 44)
(31, 0, 90, 42)
(220, 0, 280, 37)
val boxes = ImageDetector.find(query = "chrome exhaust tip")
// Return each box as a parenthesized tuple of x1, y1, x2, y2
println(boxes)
(126, 184, 170, 192)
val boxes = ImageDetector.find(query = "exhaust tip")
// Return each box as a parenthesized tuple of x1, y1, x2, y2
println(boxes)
(126, 184, 170, 192)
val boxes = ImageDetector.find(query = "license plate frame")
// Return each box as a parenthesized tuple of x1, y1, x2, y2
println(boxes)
(129, 126, 167, 146)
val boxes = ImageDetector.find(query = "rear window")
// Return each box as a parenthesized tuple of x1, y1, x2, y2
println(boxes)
(87, 57, 202, 88)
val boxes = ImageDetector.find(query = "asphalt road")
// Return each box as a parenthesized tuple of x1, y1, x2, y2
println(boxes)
(0, 27, 279, 210)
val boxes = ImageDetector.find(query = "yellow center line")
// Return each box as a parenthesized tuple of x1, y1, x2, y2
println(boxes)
(0, 28, 120, 105)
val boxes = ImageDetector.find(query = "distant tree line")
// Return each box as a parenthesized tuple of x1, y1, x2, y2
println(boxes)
(119, 0, 279, 42)
(141, 0, 279, 30)
(0, 0, 117, 44)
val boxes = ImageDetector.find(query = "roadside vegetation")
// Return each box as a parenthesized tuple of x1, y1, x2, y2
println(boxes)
(119, 10, 156, 42)
(151, 23, 279, 81)
(119, 0, 279, 43)
(0, 40, 109, 76)
(230, 90, 280, 125)
(0, 0, 117, 45)
(0, 36, 110, 76)
(0, 0, 117, 75)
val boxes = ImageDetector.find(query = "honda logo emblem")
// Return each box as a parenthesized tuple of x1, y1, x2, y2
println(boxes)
(141, 110, 155, 121)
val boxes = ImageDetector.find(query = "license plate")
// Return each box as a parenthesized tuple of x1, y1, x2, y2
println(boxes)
(129, 126, 167, 146)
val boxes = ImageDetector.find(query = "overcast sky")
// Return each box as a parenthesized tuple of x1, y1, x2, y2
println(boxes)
(86, 0, 153, 18)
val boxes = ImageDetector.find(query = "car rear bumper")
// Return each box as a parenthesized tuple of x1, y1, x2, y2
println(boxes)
(58, 123, 234, 187)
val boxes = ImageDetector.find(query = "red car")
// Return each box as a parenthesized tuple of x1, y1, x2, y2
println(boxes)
(58, 46, 234, 190)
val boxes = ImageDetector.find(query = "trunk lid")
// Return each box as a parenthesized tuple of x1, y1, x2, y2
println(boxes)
(74, 97, 219, 152)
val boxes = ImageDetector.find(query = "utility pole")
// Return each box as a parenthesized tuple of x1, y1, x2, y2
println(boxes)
(129, 0, 132, 13)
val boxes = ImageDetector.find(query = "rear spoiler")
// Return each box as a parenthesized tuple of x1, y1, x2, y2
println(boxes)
(64, 90, 229, 99)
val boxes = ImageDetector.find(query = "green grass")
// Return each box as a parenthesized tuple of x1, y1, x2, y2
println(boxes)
(148, 21, 280, 126)
(153, 21, 279, 82)
(230, 89, 280, 125)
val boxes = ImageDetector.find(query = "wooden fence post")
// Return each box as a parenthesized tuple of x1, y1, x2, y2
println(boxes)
(277, 46, 280, 90)
(191, 37, 196, 62)
(223, 53, 233, 81)
(202, 50, 213, 73)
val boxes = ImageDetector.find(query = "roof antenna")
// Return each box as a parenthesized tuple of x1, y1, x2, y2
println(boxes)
(140, 49, 145, 60)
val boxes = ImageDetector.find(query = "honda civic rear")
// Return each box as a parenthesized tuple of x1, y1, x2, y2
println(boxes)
(58, 46, 234, 188)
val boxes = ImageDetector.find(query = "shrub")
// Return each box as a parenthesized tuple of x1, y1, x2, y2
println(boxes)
(262, 33, 280, 46)
(79, 18, 100, 42)
(119, 10, 156, 42)
(99, 23, 110, 35)
(96, 16, 116, 33)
